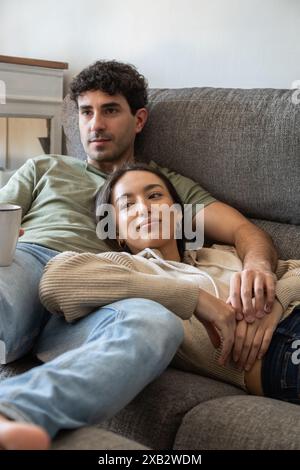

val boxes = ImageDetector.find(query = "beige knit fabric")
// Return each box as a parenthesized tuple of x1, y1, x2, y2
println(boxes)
(39, 245, 300, 391)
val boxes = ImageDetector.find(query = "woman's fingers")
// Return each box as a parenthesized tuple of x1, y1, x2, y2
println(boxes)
(228, 274, 243, 320)
(257, 328, 275, 360)
(19, 228, 24, 237)
(236, 323, 257, 370)
(233, 320, 247, 363)
(244, 330, 264, 371)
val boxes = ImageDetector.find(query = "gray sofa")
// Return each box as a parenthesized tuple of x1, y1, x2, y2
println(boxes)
(1, 87, 300, 450)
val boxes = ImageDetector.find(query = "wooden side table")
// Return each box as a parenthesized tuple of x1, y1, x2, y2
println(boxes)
(0, 55, 68, 170)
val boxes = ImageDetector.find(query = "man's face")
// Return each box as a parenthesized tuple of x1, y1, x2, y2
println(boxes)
(78, 90, 147, 171)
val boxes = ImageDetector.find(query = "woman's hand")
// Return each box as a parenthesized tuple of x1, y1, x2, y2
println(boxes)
(194, 289, 236, 366)
(19, 229, 24, 237)
(232, 299, 283, 371)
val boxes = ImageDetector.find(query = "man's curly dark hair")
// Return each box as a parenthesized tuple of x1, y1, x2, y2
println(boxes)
(70, 60, 148, 115)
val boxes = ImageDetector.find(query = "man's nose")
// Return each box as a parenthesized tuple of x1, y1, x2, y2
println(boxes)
(90, 112, 106, 132)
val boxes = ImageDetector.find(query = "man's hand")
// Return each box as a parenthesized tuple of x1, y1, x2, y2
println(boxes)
(232, 299, 283, 371)
(227, 266, 277, 323)
(199, 202, 278, 323)
(195, 289, 236, 366)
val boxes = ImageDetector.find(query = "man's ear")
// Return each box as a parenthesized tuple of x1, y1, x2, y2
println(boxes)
(135, 108, 148, 134)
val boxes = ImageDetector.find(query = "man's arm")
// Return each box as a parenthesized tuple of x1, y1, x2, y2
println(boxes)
(0, 159, 35, 217)
(151, 161, 278, 322)
(195, 201, 278, 322)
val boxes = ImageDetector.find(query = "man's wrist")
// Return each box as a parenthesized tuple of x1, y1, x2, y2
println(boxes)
(243, 259, 274, 273)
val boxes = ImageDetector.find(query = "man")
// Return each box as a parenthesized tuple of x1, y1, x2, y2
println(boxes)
(0, 61, 277, 449)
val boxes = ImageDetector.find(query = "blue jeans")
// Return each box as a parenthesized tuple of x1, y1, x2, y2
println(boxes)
(262, 307, 300, 404)
(0, 243, 184, 437)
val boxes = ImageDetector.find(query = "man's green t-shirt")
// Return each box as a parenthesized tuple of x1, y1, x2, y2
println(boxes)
(0, 155, 216, 254)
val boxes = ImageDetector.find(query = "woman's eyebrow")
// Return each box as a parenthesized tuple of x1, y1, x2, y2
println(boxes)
(144, 184, 164, 192)
(115, 193, 132, 204)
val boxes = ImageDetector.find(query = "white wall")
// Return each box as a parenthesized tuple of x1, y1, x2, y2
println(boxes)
(1, 0, 299, 168)
(1, 0, 300, 90)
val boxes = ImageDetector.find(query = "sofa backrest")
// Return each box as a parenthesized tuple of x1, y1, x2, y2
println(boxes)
(62, 87, 300, 225)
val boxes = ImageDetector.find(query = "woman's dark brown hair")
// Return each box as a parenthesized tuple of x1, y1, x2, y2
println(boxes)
(95, 163, 186, 258)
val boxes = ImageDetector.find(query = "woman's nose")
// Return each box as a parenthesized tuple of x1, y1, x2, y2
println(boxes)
(135, 199, 151, 215)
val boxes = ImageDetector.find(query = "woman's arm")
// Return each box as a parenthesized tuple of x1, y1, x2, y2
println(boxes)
(39, 251, 200, 322)
(194, 289, 236, 366)
(40, 250, 236, 364)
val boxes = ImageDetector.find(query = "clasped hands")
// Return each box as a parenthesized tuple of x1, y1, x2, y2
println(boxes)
(195, 266, 281, 371)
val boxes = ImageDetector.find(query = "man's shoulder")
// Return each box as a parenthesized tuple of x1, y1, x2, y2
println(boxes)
(31, 154, 83, 166)
(30, 154, 85, 175)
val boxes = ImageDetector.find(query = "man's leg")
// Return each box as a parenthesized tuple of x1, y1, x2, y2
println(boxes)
(0, 299, 184, 446)
(0, 243, 59, 363)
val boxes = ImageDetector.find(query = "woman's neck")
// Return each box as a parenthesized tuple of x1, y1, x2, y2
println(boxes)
(156, 239, 181, 262)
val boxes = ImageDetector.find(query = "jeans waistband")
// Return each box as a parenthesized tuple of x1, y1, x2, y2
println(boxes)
(262, 307, 300, 403)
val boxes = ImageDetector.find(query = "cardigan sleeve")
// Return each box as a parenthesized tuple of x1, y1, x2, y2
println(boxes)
(39, 251, 200, 323)
(275, 260, 300, 311)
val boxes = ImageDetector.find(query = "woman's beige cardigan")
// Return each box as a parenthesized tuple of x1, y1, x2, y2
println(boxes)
(39, 245, 300, 390)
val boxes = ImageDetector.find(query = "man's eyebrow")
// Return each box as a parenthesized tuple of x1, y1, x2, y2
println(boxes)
(79, 102, 122, 111)
(79, 105, 92, 111)
(101, 102, 122, 108)
(115, 184, 164, 204)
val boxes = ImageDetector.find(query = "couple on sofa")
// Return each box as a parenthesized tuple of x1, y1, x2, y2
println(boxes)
(0, 60, 299, 450)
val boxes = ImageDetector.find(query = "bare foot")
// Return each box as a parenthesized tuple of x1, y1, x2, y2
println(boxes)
(0, 415, 50, 450)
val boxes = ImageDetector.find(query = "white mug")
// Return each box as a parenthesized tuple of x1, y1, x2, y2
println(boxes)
(0, 204, 22, 267)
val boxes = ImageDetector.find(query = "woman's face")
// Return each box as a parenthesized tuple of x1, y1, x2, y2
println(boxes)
(111, 170, 180, 254)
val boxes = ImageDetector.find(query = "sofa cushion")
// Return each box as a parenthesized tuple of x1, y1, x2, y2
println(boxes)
(135, 88, 300, 225)
(101, 367, 245, 449)
(52, 427, 150, 450)
(174, 395, 300, 450)
(250, 218, 300, 259)
(0, 354, 41, 379)
(62, 88, 300, 225)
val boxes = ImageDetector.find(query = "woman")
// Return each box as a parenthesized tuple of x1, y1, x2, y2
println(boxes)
(40, 163, 300, 402)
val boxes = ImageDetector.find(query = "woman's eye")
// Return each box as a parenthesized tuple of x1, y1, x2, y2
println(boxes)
(149, 192, 163, 199)
(120, 201, 133, 210)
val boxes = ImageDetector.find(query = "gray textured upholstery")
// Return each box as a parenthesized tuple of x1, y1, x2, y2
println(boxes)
(174, 395, 300, 450)
(0, 86, 298, 449)
(100, 368, 244, 449)
(62, 87, 300, 259)
(52, 427, 149, 450)
(136, 88, 300, 226)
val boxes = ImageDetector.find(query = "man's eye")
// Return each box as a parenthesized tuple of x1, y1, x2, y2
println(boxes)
(81, 110, 92, 116)
(105, 108, 118, 115)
